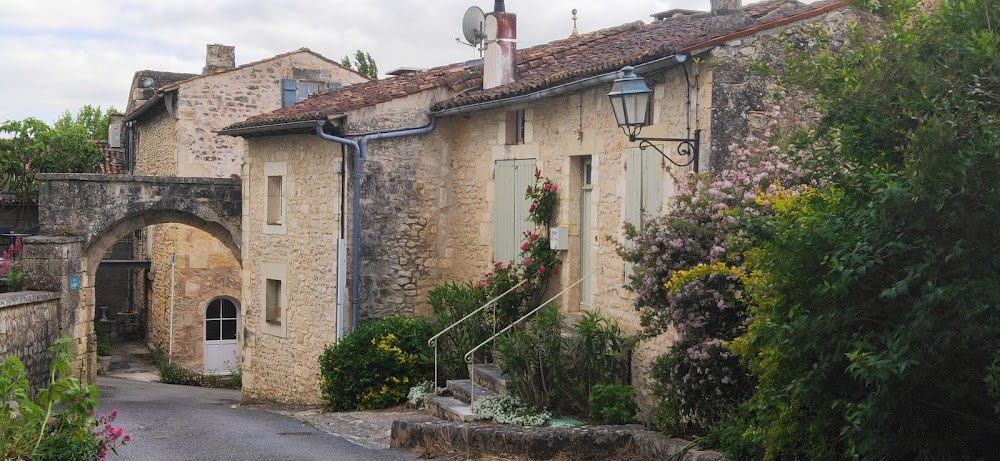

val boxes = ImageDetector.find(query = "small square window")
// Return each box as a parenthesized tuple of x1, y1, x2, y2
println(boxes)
(266, 175, 283, 225)
(505, 110, 526, 145)
(296, 82, 321, 101)
(265, 278, 282, 325)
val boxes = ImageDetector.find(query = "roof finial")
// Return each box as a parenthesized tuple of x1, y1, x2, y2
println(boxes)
(571, 9, 579, 37)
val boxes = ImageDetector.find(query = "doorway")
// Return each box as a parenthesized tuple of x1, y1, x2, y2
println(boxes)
(579, 157, 594, 310)
(204, 298, 239, 374)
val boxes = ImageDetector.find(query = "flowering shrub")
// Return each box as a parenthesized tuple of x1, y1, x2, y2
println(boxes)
(1, 338, 130, 460)
(471, 394, 551, 427)
(0, 238, 25, 292)
(526, 170, 558, 226)
(318, 315, 433, 411)
(619, 91, 821, 435)
(406, 380, 434, 409)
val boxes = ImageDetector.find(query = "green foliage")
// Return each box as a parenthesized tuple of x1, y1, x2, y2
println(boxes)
(470, 394, 551, 427)
(318, 315, 433, 411)
(497, 307, 634, 415)
(725, 1, 1000, 459)
(147, 344, 167, 367)
(95, 342, 113, 357)
(427, 282, 490, 384)
(0, 115, 104, 202)
(158, 362, 236, 389)
(52, 105, 116, 142)
(341, 50, 379, 80)
(587, 384, 638, 425)
(1, 338, 129, 460)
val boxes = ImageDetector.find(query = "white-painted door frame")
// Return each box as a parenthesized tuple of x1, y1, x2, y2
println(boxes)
(204, 298, 240, 375)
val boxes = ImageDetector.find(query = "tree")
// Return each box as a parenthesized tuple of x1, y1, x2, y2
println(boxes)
(341, 50, 378, 80)
(52, 105, 117, 142)
(726, 0, 1000, 459)
(0, 115, 104, 202)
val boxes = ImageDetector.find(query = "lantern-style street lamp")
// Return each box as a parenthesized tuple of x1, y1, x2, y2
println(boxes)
(608, 65, 700, 173)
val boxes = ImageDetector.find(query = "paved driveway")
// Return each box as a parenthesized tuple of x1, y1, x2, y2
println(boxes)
(97, 377, 420, 461)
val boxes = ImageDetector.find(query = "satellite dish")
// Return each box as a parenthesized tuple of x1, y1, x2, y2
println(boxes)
(462, 6, 486, 47)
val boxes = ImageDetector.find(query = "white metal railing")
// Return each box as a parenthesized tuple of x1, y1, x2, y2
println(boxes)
(464, 267, 602, 407)
(427, 279, 527, 388)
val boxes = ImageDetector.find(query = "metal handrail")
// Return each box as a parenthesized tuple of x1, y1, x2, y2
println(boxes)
(464, 267, 602, 408)
(428, 278, 527, 388)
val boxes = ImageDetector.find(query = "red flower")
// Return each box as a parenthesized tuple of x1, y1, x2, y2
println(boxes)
(551, 184, 558, 192)
(529, 204, 536, 212)
(542, 183, 551, 191)
(539, 265, 546, 273)
(523, 258, 532, 266)
(475, 281, 487, 289)
(552, 267, 560, 275)
(520, 241, 530, 251)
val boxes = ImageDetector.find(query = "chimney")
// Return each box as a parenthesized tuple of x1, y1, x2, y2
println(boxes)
(483, 2, 516, 89)
(203, 44, 236, 74)
(711, 0, 741, 15)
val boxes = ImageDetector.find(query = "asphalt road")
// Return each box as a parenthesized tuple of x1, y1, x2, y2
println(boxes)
(97, 377, 420, 461)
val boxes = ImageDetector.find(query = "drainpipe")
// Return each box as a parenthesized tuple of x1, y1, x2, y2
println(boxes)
(316, 117, 437, 333)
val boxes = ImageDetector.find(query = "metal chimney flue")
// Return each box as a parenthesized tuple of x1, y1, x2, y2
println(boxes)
(494, 0, 505, 12)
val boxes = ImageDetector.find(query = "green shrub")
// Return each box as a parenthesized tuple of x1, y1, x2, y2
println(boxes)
(588, 384, 638, 425)
(427, 282, 490, 384)
(318, 315, 433, 411)
(147, 344, 166, 367)
(497, 307, 634, 416)
(159, 362, 234, 389)
(96, 342, 113, 357)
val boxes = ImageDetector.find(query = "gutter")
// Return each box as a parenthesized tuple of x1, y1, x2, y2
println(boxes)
(315, 117, 437, 334)
(122, 94, 165, 123)
(217, 119, 324, 137)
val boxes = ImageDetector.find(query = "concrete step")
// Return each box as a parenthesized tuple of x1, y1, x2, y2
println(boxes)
(470, 363, 509, 395)
(422, 393, 480, 422)
(446, 379, 497, 405)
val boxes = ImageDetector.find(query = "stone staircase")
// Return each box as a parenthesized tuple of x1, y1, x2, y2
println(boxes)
(423, 363, 509, 422)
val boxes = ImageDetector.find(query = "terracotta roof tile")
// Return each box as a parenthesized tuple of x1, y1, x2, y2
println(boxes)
(224, 0, 845, 132)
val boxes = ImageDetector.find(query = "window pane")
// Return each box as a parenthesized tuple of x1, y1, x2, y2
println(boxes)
(222, 300, 237, 319)
(206, 320, 221, 341)
(222, 319, 237, 340)
(206, 300, 221, 320)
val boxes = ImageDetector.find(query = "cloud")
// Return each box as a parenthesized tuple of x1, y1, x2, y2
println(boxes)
(0, 0, 714, 123)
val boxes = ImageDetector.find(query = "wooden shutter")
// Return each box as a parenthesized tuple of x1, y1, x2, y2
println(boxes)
(493, 159, 537, 263)
(624, 148, 643, 278)
(281, 79, 297, 108)
(641, 148, 663, 215)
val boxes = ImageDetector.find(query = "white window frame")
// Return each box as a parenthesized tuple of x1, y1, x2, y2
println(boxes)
(260, 261, 288, 338)
(296, 81, 322, 101)
(263, 162, 287, 235)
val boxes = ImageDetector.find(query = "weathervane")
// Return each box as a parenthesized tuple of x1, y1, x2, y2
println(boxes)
(571, 9, 579, 37)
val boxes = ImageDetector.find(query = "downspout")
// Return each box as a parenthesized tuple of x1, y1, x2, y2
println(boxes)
(315, 117, 437, 333)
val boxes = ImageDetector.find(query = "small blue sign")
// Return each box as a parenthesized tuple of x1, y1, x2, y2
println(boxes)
(68, 274, 80, 291)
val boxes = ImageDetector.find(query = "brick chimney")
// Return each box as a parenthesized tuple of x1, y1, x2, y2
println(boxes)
(203, 44, 236, 74)
(483, 1, 516, 90)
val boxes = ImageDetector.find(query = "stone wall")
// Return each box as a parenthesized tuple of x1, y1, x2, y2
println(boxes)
(135, 107, 177, 176)
(0, 292, 62, 392)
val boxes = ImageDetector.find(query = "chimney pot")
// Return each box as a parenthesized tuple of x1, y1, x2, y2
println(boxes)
(204, 44, 236, 74)
(494, 0, 505, 13)
(711, 0, 741, 15)
(483, 12, 517, 89)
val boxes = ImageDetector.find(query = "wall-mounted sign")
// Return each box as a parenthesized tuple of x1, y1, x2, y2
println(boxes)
(68, 274, 81, 291)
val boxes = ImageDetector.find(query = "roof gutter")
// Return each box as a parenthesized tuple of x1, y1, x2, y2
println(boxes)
(217, 119, 326, 137)
(431, 52, 696, 118)
(122, 94, 165, 123)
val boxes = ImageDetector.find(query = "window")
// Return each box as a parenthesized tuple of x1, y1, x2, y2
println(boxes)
(265, 279, 282, 324)
(263, 162, 287, 235)
(267, 175, 283, 225)
(505, 110, 526, 145)
(624, 147, 663, 276)
(260, 262, 288, 337)
(296, 82, 321, 101)
(494, 159, 536, 263)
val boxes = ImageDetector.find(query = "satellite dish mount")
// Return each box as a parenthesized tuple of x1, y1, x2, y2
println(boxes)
(456, 6, 487, 55)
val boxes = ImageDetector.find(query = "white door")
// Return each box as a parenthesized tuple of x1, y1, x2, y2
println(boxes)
(204, 298, 239, 375)
(580, 158, 594, 309)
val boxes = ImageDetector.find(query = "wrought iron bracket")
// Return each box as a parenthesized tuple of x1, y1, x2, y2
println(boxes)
(627, 129, 701, 173)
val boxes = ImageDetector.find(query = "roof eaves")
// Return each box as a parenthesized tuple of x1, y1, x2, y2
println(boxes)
(122, 94, 165, 123)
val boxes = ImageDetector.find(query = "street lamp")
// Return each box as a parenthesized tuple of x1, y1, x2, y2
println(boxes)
(608, 65, 700, 173)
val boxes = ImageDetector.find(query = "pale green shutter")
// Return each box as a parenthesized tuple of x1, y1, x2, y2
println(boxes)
(494, 159, 537, 264)
(641, 149, 663, 216)
(494, 161, 516, 263)
(624, 148, 643, 278)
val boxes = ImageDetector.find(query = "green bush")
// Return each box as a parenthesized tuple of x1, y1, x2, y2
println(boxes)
(96, 342, 113, 357)
(427, 282, 490, 384)
(497, 307, 634, 415)
(159, 362, 235, 389)
(318, 315, 434, 411)
(588, 384, 638, 425)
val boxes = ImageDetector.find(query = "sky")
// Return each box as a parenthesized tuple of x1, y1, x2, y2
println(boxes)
(0, 0, 721, 125)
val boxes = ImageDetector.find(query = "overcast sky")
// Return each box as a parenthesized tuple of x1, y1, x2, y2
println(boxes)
(0, 0, 726, 124)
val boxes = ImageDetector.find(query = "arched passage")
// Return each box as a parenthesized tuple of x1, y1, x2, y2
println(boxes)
(23, 174, 242, 385)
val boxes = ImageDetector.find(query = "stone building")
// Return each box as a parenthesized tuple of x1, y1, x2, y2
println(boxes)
(221, 0, 864, 405)
(122, 45, 369, 374)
